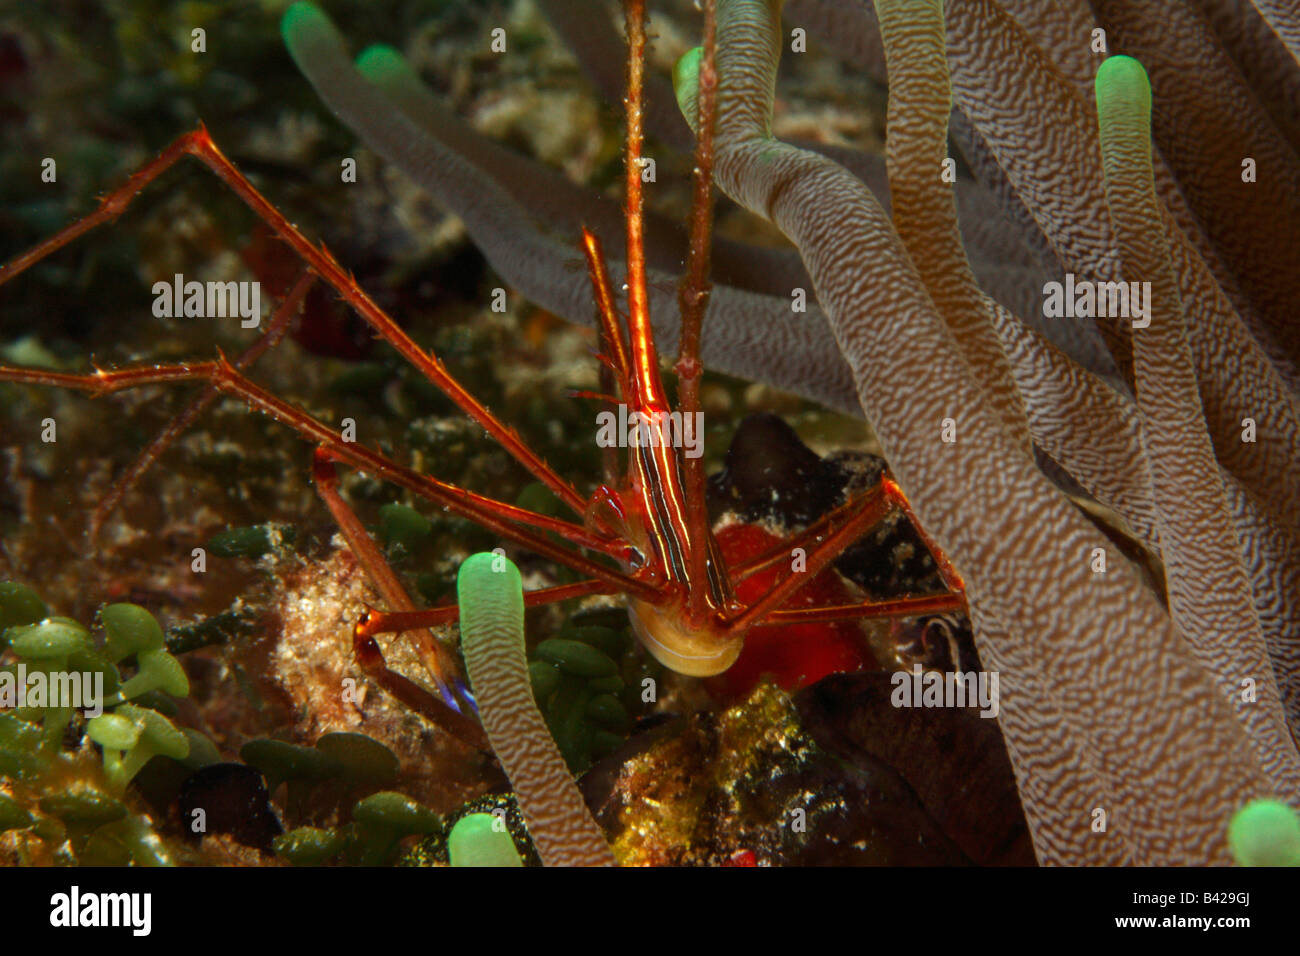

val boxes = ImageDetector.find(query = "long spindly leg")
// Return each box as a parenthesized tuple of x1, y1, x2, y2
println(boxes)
(0, 125, 589, 518)
(728, 477, 965, 593)
(722, 477, 967, 636)
(580, 229, 632, 406)
(357, 579, 616, 638)
(715, 492, 968, 625)
(88, 270, 316, 545)
(726, 474, 969, 627)
(310, 447, 466, 710)
(351, 575, 613, 745)
(313, 450, 617, 700)
(313, 451, 616, 750)
(727, 493, 875, 583)
(351, 626, 490, 752)
(761, 592, 968, 627)
(581, 228, 632, 489)
(0, 356, 660, 602)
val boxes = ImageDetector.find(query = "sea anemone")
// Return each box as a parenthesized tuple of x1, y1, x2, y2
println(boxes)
(284, 0, 1300, 864)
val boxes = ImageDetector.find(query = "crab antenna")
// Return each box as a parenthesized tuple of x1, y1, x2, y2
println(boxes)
(622, 0, 667, 411)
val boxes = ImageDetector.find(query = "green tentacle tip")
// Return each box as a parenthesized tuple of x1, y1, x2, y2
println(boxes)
(280, 1, 331, 45)
(673, 46, 704, 129)
(1094, 54, 1151, 118)
(356, 44, 411, 82)
(457, 552, 524, 628)
(1228, 799, 1300, 866)
(448, 813, 524, 867)
(459, 551, 523, 588)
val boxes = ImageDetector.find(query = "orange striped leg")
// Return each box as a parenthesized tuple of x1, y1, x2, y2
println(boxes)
(0, 125, 587, 517)
(357, 578, 615, 638)
(724, 478, 966, 635)
(0, 358, 658, 601)
(88, 271, 316, 544)
(311, 448, 469, 711)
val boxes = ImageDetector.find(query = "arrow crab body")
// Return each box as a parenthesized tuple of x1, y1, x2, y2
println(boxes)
(0, 1, 965, 749)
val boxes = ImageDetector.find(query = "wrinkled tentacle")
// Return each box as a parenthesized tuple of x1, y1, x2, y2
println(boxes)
(694, 0, 1281, 865)
(458, 554, 615, 867)
(1096, 55, 1300, 794)
(283, 3, 861, 414)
